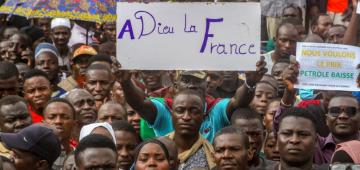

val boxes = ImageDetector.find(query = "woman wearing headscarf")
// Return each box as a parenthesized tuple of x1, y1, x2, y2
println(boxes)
(79, 122, 116, 144)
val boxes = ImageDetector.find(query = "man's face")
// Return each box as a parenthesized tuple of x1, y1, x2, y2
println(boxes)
(98, 104, 126, 124)
(177, 75, 207, 97)
(43, 102, 75, 142)
(85, 69, 113, 101)
(0, 40, 10, 60)
(10, 148, 40, 170)
(73, 56, 91, 75)
(23, 76, 52, 110)
(114, 130, 138, 170)
(275, 26, 299, 58)
(171, 94, 204, 136)
(103, 23, 117, 42)
(250, 83, 276, 115)
(282, 7, 301, 19)
(326, 96, 360, 139)
(277, 116, 316, 166)
(0, 76, 19, 98)
(3, 27, 18, 40)
(0, 102, 32, 133)
(51, 26, 71, 47)
(326, 26, 346, 44)
(314, 15, 333, 38)
(126, 106, 141, 135)
(35, 18, 51, 38)
(140, 71, 163, 92)
(7, 34, 28, 62)
(264, 101, 280, 132)
(233, 119, 263, 157)
(67, 91, 97, 125)
(213, 134, 250, 170)
(77, 148, 117, 170)
(271, 62, 290, 92)
(35, 52, 59, 82)
(206, 71, 223, 92)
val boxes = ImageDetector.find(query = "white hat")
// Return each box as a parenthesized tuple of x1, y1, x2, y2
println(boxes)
(51, 18, 71, 29)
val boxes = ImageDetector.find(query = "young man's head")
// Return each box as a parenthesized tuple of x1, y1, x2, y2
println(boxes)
(23, 69, 52, 112)
(85, 63, 114, 102)
(102, 22, 117, 43)
(175, 71, 207, 98)
(0, 124, 61, 170)
(66, 88, 97, 126)
(98, 101, 127, 124)
(271, 59, 290, 96)
(71, 45, 98, 76)
(326, 93, 360, 141)
(282, 4, 303, 21)
(0, 95, 32, 133)
(43, 98, 76, 143)
(231, 108, 264, 165)
(124, 103, 141, 136)
(140, 70, 164, 92)
(111, 120, 139, 170)
(171, 89, 205, 137)
(213, 126, 252, 170)
(75, 134, 117, 170)
(34, 43, 60, 84)
(274, 23, 299, 59)
(278, 107, 317, 168)
(50, 18, 71, 49)
(325, 25, 347, 44)
(311, 14, 333, 39)
(0, 61, 19, 98)
(7, 33, 32, 63)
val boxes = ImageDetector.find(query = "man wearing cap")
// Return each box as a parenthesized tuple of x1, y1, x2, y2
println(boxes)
(0, 124, 61, 170)
(34, 43, 67, 98)
(58, 45, 97, 93)
(118, 61, 267, 143)
(50, 18, 72, 72)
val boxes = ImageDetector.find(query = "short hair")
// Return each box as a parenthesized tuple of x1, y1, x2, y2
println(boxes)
(88, 55, 113, 65)
(214, 126, 250, 149)
(173, 89, 205, 109)
(311, 13, 330, 28)
(86, 63, 112, 75)
(275, 22, 297, 38)
(278, 107, 317, 130)
(43, 98, 76, 119)
(111, 120, 137, 134)
(231, 107, 263, 127)
(282, 4, 303, 20)
(10, 32, 32, 48)
(0, 61, 19, 80)
(75, 134, 117, 165)
(281, 17, 303, 27)
(0, 26, 18, 40)
(23, 69, 50, 82)
(0, 95, 27, 113)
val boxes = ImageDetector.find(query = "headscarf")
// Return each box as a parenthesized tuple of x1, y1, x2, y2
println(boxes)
(35, 43, 60, 59)
(79, 122, 116, 144)
(332, 140, 360, 164)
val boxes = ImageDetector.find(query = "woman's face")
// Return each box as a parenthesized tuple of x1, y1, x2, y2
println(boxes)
(264, 132, 280, 161)
(135, 143, 170, 170)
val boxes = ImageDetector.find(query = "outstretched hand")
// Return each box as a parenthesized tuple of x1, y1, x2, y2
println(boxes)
(115, 69, 132, 83)
(245, 56, 268, 87)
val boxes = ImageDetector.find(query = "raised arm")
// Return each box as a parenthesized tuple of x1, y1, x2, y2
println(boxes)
(280, 61, 299, 106)
(226, 56, 267, 117)
(117, 70, 157, 124)
(343, 0, 359, 45)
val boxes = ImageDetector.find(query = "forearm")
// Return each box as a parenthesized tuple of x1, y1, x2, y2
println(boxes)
(344, 11, 359, 45)
(227, 83, 255, 115)
(281, 88, 296, 106)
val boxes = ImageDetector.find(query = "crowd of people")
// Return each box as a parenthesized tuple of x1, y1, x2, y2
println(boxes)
(0, 0, 359, 170)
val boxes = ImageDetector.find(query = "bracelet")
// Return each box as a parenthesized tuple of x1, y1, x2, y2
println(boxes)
(245, 79, 256, 92)
(280, 99, 292, 108)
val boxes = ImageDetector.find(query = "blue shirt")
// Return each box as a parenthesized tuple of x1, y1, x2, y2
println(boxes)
(148, 98, 230, 143)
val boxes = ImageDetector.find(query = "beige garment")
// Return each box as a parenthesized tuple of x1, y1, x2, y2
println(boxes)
(328, 11, 349, 26)
(167, 132, 216, 169)
(266, 16, 281, 40)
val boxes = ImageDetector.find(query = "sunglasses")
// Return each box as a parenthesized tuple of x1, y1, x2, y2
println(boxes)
(328, 106, 358, 117)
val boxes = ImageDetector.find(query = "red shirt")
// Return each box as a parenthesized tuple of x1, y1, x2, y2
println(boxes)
(28, 105, 44, 123)
(327, 0, 349, 13)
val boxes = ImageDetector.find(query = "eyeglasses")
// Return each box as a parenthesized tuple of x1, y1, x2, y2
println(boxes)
(330, 164, 360, 170)
(328, 106, 358, 117)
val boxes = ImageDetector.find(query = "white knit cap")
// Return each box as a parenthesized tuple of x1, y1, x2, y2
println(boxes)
(51, 18, 71, 29)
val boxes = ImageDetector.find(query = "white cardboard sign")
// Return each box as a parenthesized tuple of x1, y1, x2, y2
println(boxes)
(116, 2, 260, 70)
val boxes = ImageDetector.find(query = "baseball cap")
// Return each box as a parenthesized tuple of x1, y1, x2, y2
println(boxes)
(0, 124, 61, 165)
(180, 71, 207, 80)
(72, 45, 98, 61)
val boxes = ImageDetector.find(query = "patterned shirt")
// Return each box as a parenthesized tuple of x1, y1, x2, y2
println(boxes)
(179, 147, 209, 170)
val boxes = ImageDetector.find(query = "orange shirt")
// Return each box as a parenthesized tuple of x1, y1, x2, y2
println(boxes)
(327, 0, 349, 13)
